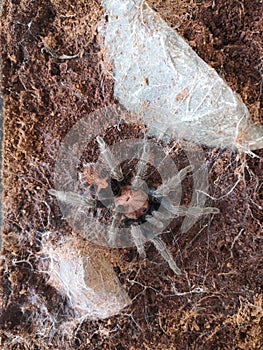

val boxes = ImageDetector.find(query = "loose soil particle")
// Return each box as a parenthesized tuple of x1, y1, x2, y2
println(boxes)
(0, 1, 262, 349)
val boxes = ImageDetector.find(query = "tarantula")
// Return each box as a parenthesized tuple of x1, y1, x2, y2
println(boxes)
(49, 136, 219, 275)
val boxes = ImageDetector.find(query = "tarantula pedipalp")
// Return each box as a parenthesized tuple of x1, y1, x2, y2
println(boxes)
(49, 136, 219, 275)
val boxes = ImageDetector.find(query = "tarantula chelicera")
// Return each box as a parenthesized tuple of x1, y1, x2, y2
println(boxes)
(49, 135, 219, 275)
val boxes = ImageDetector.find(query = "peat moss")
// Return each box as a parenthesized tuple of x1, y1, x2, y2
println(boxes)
(0, 0, 262, 349)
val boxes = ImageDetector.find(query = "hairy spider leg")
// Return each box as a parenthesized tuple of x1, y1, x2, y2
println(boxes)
(153, 165, 194, 197)
(131, 225, 146, 258)
(48, 189, 96, 207)
(108, 205, 124, 247)
(142, 211, 181, 274)
(145, 214, 164, 229)
(132, 142, 151, 191)
(96, 136, 124, 182)
(151, 237, 182, 275)
(162, 202, 220, 218)
(151, 210, 172, 221)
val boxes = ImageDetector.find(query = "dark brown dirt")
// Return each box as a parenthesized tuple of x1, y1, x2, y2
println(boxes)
(0, 1, 262, 350)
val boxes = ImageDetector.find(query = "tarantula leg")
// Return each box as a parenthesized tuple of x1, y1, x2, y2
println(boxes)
(108, 205, 123, 247)
(131, 225, 146, 258)
(48, 189, 96, 207)
(185, 206, 220, 217)
(96, 136, 124, 182)
(132, 142, 150, 191)
(146, 214, 164, 229)
(151, 210, 172, 221)
(165, 204, 219, 218)
(151, 237, 181, 275)
(153, 165, 194, 197)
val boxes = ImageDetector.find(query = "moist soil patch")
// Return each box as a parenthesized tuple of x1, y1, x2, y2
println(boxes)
(0, 1, 262, 349)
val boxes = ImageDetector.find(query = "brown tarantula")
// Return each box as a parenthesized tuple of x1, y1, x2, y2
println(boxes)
(49, 136, 219, 275)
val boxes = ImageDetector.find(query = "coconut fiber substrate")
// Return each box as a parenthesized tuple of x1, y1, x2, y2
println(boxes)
(0, 1, 262, 349)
